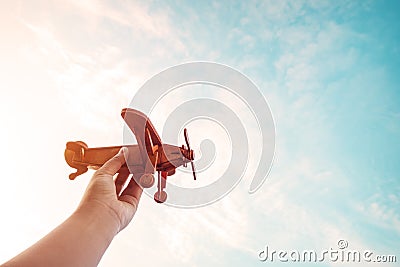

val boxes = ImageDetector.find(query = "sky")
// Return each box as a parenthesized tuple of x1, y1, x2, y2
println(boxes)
(0, 0, 399, 266)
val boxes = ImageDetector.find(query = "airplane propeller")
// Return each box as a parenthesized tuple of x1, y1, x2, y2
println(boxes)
(184, 128, 197, 180)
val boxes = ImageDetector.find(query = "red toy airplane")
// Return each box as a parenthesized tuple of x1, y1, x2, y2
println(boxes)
(64, 108, 196, 203)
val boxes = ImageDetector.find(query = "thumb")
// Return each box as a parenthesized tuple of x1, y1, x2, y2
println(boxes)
(96, 147, 127, 176)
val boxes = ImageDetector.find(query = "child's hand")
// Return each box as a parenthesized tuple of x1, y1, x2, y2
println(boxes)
(76, 147, 143, 233)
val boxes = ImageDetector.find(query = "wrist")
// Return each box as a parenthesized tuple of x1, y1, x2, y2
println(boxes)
(72, 202, 120, 242)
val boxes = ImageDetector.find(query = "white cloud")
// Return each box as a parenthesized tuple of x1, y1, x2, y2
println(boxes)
(355, 200, 400, 234)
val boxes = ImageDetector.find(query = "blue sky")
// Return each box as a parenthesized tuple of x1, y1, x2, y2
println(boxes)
(0, 0, 399, 266)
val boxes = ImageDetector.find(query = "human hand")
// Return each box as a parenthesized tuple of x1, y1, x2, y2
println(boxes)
(75, 147, 143, 233)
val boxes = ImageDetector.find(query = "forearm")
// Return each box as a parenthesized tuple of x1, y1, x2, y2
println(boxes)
(3, 207, 119, 267)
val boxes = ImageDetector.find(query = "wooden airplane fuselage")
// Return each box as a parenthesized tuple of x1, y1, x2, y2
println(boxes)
(65, 143, 191, 178)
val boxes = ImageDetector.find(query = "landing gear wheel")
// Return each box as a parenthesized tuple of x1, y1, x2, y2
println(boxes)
(154, 191, 167, 203)
(139, 173, 155, 188)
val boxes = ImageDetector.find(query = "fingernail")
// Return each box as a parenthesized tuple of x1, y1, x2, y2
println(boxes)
(119, 147, 128, 155)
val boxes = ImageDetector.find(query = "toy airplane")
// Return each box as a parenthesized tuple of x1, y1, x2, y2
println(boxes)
(64, 108, 196, 203)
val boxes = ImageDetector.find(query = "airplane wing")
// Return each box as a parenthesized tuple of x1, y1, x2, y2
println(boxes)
(121, 108, 162, 173)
